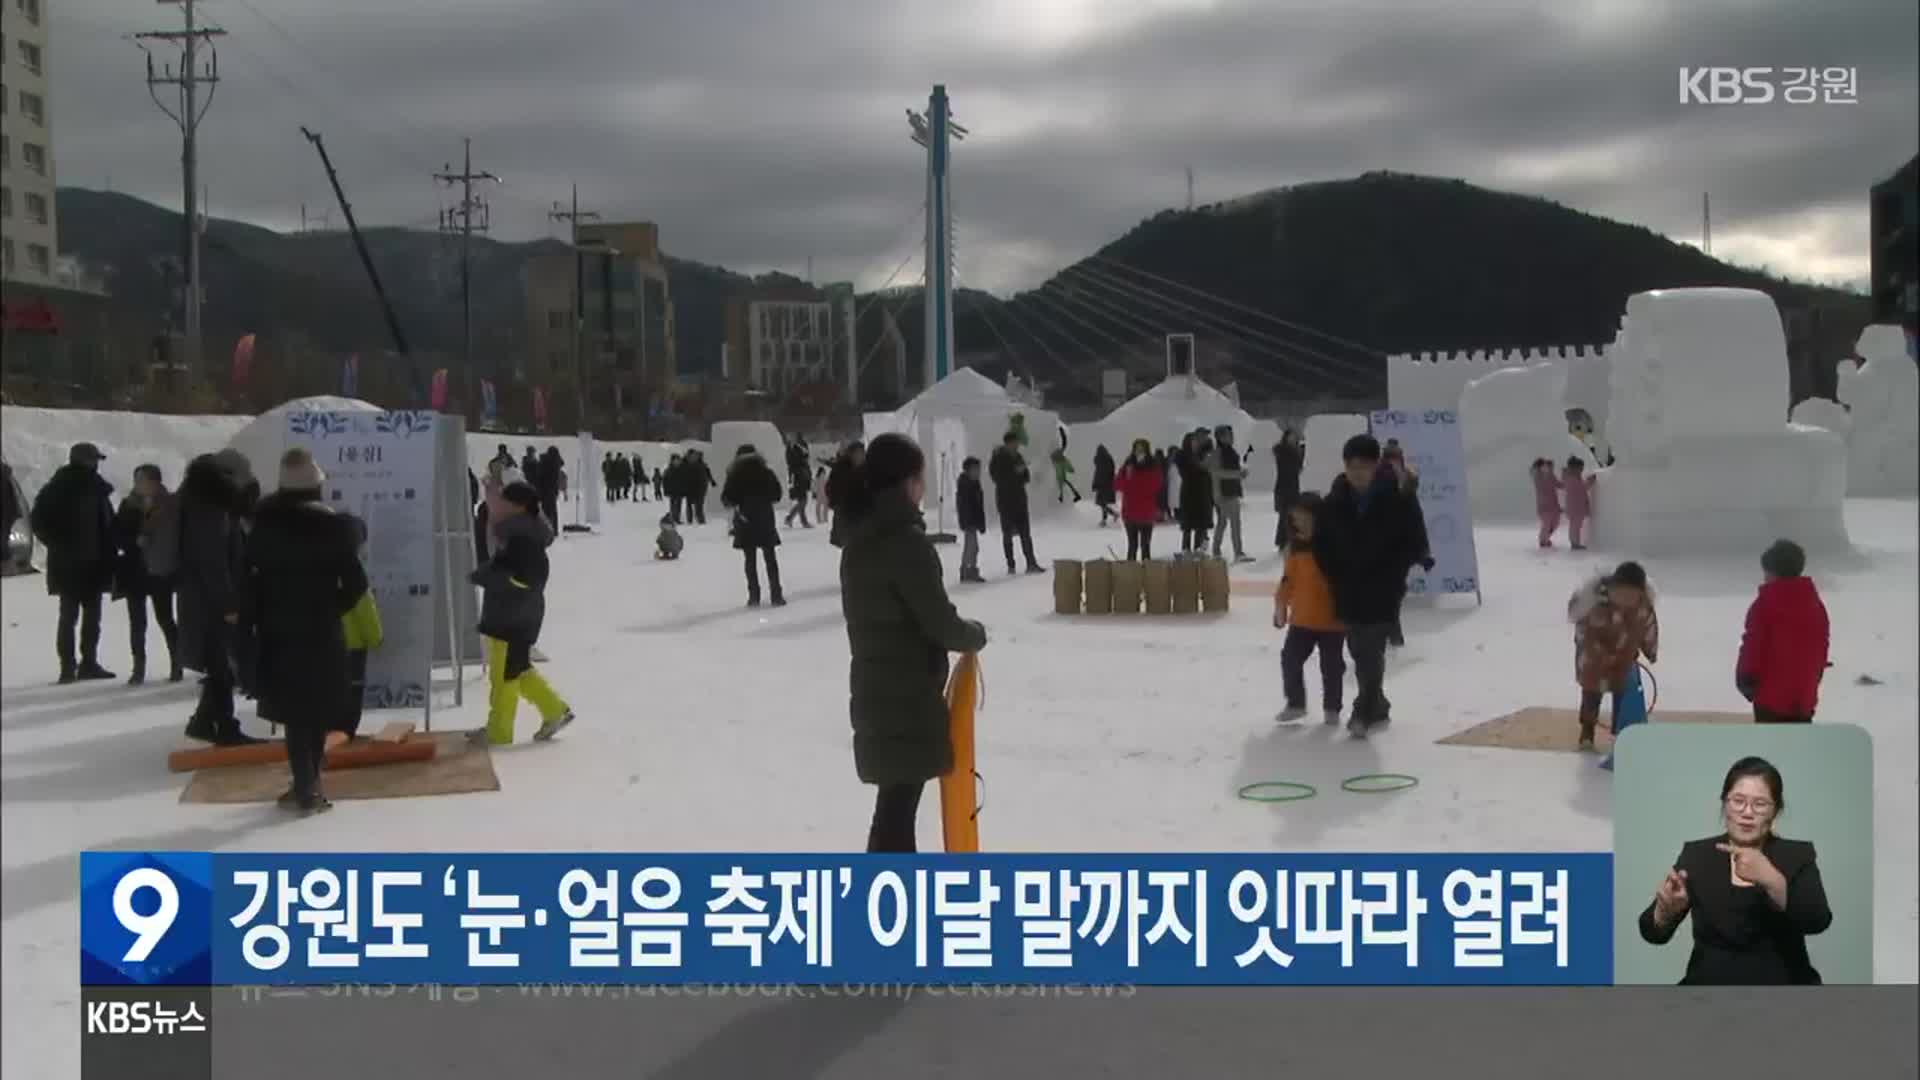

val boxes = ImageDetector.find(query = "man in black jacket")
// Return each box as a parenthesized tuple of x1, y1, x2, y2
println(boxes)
(825, 442, 864, 547)
(784, 437, 814, 528)
(988, 432, 1042, 575)
(30, 442, 118, 683)
(537, 446, 565, 528)
(1273, 429, 1304, 550)
(1312, 434, 1427, 737)
(176, 450, 264, 745)
(721, 445, 786, 607)
(245, 449, 369, 813)
(685, 449, 716, 525)
(955, 456, 987, 583)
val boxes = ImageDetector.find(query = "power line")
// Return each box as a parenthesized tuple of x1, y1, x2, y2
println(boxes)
(434, 141, 501, 411)
(1092, 254, 1387, 360)
(134, 0, 225, 374)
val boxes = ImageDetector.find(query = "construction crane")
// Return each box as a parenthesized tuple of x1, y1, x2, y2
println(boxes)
(300, 126, 420, 402)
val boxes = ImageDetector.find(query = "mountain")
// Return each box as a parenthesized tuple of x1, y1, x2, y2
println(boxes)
(943, 171, 1869, 405)
(54, 172, 1870, 412)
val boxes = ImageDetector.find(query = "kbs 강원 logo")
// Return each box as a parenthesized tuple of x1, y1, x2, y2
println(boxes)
(80, 853, 214, 986)
(1680, 67, 1859, 105)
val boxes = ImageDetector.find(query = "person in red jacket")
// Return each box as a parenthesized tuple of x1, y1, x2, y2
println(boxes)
(1736, 539, 1830, 723)
(1115, 439, 1164, 561)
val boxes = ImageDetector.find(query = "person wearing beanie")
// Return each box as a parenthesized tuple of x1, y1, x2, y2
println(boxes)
(244, 448, 369, 813)
(1737, 539, 1829, 723)
(721, 444, 786, 607)
(30, 441, 119, 683)
(471, 480, 575, 745)
(839, 432, 989, 852)
(1310, 433, 1429, 736)
(955, 456, 988, 583)
(1568, 560, 1661, 750)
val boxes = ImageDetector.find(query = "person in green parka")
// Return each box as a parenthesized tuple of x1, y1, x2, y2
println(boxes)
(839, 433, 989, 852)
(1049, 443, 1082, 504)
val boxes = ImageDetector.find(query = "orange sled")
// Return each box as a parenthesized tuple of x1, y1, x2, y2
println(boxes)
(940, 653, 983, 853)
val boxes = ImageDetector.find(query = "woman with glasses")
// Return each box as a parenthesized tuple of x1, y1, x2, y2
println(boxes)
(1637, 755, 1832, 984)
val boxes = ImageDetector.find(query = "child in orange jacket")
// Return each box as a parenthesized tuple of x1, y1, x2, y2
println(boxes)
(1273, 493, 1346, 725)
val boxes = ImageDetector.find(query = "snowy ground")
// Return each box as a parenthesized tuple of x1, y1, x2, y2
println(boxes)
(4, 493, 1916, 1076)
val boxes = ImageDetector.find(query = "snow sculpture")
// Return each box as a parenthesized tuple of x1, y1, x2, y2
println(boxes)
(1301, 414, 1369, 496)
(1834, 325, 1919, 495)
(1594, 288, 1849, 555)
(1457, 362, 1593, 522)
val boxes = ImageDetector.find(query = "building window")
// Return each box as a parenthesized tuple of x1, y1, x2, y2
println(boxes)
(19, 91, 42, 125)
(547, 309, 566, 330)
(24, 190, 45, 224)
(17, 40, 40, 75)
(1, 135, 8, 168)
(0, 186, 10, 219)
(1, 237, 12, 273)
(27, 242, 48, 273)
(18, 0, 40, 25)
(22, 141, 44, 175)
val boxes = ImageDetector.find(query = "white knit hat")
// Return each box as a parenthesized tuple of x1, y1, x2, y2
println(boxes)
(279, 447, 326, 492)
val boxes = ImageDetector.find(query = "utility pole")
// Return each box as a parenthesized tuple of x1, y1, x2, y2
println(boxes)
(1186, 166, 1195, 211)
(550, 186, 600, 434)
(136, 0, 224, 379)
(435, 141, 499, 417)
(1702, 192, 1713, 255)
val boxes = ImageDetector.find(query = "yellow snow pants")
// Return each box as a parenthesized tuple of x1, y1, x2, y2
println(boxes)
(485, 636, 568, 745)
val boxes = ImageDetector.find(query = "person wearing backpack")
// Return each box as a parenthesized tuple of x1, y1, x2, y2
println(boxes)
(175, 450, 264, 746)
(112, 464, 184, 685)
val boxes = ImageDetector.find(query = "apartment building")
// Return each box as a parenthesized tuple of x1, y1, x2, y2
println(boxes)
(1, 0, 55, 286)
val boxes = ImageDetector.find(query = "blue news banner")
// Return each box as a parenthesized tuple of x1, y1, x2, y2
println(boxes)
(81, 853, 1612, 987)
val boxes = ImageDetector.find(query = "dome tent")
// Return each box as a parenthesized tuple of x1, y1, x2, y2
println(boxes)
(1071, 376, 1279, 497)
(866, 367, 1061, 518)
(226, 395, 382, 489)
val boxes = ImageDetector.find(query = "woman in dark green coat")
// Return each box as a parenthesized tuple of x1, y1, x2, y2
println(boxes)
(839, 433, 988, 852)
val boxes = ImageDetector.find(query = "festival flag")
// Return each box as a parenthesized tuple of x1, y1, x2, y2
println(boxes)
(430, 368, 449, 411)
(342, 353, 359, 397)
(533, 387, 549, 432)
(480, 379, 498, 427)
(231, 334, 256, 388)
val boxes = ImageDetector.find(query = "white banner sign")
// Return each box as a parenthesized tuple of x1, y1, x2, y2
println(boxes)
(578, 431, 601, 527)
(287, 409, 439, 709)
(1369, 408, 1481, 601)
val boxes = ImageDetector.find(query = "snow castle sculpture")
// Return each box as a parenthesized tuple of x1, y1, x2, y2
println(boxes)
(1593, 288, 1849, 555)
(1834, 325, 1919, 496)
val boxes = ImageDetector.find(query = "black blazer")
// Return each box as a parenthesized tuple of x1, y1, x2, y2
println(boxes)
(1637, 834, 1831, 985)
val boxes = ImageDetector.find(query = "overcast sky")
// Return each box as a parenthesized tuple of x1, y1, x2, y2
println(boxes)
(44, 0, 1918, 294)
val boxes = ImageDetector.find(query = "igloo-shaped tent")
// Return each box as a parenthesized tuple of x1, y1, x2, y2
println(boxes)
(1073, 376, 1280, 497)
(868, 367, 1062, 517)
(226, 395, 382, 486)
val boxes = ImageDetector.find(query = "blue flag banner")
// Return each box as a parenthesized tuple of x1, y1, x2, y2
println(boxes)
(81, 853, 1612, 987)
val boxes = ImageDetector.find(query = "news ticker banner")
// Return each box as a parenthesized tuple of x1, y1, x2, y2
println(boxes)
(82, 852, 1611, 988)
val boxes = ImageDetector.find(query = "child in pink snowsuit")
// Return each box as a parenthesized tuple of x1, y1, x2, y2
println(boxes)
(1532, 458, 1562, 548)
(1563, 457, 1594, 550)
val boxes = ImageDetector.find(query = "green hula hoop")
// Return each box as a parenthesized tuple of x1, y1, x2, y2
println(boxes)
(1340, 773, 1419, 794)
(1237, 781, 1318, 803)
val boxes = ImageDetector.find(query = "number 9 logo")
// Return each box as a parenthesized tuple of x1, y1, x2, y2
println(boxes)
(113, 868, 180, 963)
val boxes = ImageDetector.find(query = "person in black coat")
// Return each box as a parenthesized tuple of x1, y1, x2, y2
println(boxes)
(1175, 431, 1215, 553)
(1154, 448, 1172, 523)
(1273, 429, 1304, 550)
(112, 464, 183, 685)
(1091, 445, 1117, 527)
(243, 449, 369, 813)
(955, 456, 988, 583)
(685, 449, 717, 525)
(30, 442, 119, 682)
(174, 450, 265, 744)
(520, 447, 540, 486)
(825, 442, 864, 547)
(784, 437, 814, 528)
(1638, 756, 1832, 984)
(663, 454, 686, 523)
(720, 445, 786, 607)
(1311, 434, 1428, 736)
(988, 432, 1041, 575)
(838, 433, 988, 852)
(537, 446, 565, 528)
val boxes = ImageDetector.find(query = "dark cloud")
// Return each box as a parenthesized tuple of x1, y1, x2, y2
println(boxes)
(47, 0, 1919, 293)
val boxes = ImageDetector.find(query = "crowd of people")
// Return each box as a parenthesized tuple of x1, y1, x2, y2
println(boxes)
(20, 414, 1834, 841)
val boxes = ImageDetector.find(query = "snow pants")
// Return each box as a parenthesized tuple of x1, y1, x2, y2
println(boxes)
(484, 635, 569, 746)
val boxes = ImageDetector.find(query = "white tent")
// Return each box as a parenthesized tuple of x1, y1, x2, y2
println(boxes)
(226, 395, 382, 487)
(1071, 376, 1278, 496)
(872, 367, 1061, 517)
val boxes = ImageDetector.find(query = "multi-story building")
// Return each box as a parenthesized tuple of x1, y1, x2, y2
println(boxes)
(522, 220, 678, 424)
(1, 0, 57, 286)
(723, 280, 858, 405)
(1869, 155, 1918, 340)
